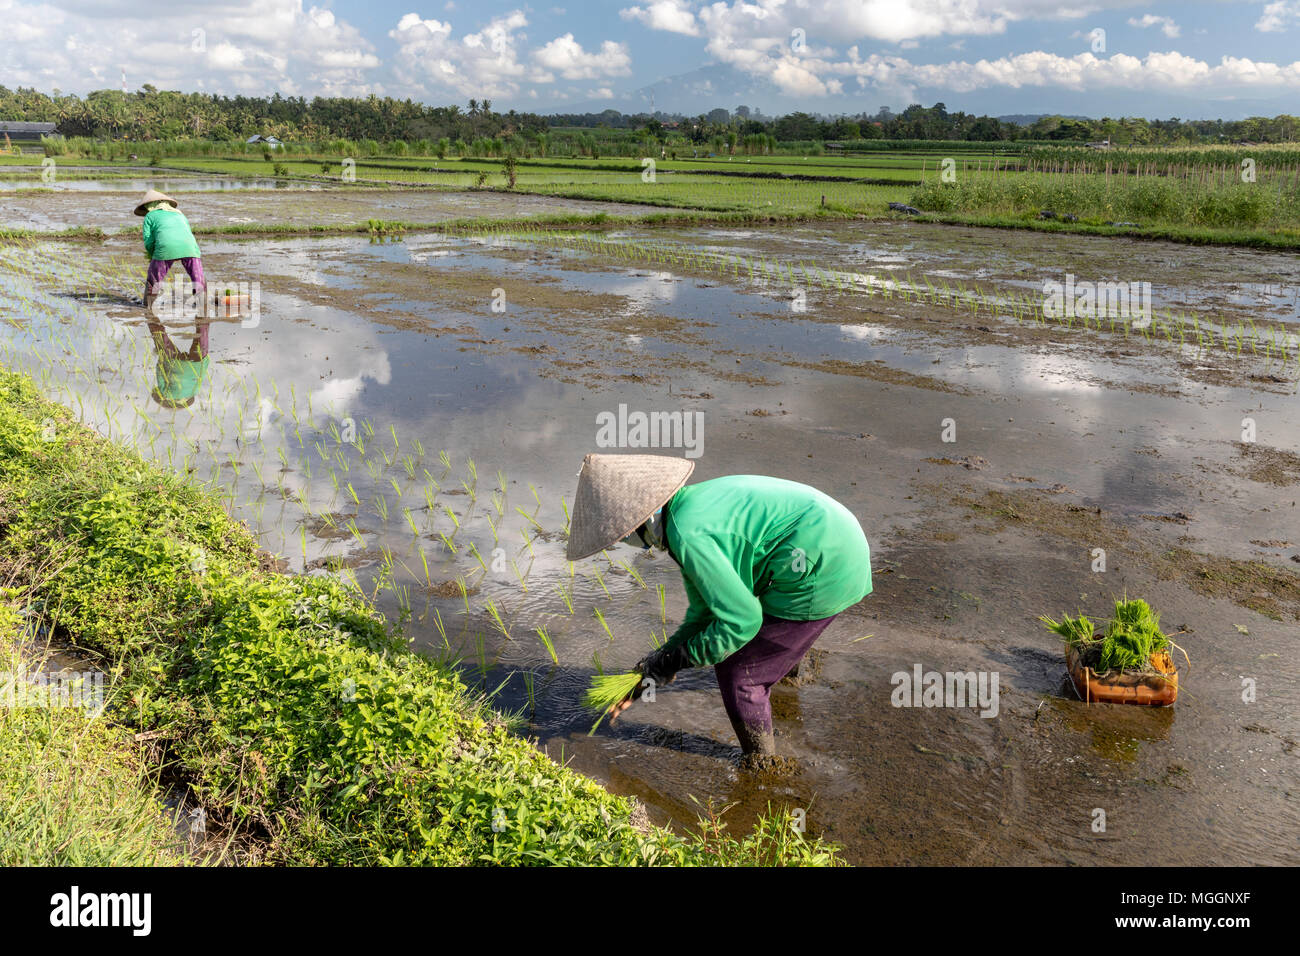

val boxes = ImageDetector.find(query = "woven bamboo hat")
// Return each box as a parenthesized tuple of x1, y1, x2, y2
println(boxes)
(134, 189, 179, 217)
(565, 454, 695, 560)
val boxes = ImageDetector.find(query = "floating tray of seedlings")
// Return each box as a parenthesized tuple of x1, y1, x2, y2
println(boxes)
(1042, 598, 1183, 707)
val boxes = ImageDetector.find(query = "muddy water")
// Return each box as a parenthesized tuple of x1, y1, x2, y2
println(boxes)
(0, 205, 1296, 864)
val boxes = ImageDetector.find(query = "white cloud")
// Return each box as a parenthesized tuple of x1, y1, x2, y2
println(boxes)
(1256, 0, 1300, 32)
(389, 10, 546, 99)
(1128, 13, 1180, 37)
(836, 49, 1300, 102)
(620, 0, 701, 37)
(0, 0, 380, 96)
(533, 34, 632, 80)
(390, 10, 630, 100)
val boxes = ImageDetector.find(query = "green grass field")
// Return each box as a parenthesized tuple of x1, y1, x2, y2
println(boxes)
(6, 142, 1300, 246)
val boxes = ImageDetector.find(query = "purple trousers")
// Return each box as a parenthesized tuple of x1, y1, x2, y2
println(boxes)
(145, 257, 205, 297)
(715, 613, 837, 736)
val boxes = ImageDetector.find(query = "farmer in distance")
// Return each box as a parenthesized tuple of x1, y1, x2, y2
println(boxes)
(565, 453, 872, 760)
(135, 188, 205, 316)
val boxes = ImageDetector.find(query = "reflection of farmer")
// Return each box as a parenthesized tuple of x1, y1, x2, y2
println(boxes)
(147, 315, 210, 409)
(566, 454, 872, 760)
(135, 189, 205, 314)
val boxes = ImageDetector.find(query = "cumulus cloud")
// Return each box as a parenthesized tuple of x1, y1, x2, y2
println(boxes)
(389, 10, 631, 100)
(533, 34, 632, 80)
(620, 0, 701, 36)
(1256, 0, 1300, 32)
(389, 10, 545, 99)
(0, 0, 380, 96)
(1128, 13, 1180, 37)
(836, 49, 1300, 102)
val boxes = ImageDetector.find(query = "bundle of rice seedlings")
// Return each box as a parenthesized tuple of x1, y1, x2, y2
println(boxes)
(1039, 612, 1096, 646)
(1099, 598, 1168, 672)
(1041, 598, 1171, 674)
(582, 671, 643, 735)
(583, 671, 642, 713)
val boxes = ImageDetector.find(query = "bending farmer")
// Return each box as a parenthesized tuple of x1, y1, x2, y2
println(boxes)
(566, 454, 872, 758)
(135, 189, 205, 315)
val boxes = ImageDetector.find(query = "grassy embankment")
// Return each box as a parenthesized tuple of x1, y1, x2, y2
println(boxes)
(0, 585, 191, 864)
(0, 368, 838, 866)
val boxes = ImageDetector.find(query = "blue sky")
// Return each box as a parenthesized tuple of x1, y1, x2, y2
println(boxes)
(4, 1, 1299, 119)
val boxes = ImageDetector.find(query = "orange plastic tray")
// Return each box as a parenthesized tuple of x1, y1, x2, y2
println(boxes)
(1066, 645, 1178, 706)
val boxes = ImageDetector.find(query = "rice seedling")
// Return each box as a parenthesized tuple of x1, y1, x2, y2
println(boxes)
(593, 607, 614, 642)
(555, 581, 574, 614)
(484, 598, 510, 638)
(458, 577, 471, 617)
(510, 558, 529, 592)
(347, 519, 365, 547)
(617, 558, 646, 589)
(430, 607, 449, 651)
(442, 504, 460, 530)
(515, 506, 543, 531)
(522, 670, 536, 718)
(467, 542, 488, 573)
(535, 626, 558, 664)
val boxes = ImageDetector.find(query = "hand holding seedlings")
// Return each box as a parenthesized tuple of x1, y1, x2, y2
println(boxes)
(608, 643, 691, 723)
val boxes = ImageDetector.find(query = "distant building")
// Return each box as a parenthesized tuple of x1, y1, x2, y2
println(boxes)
(245, 134, 283, 148)
(0, 121, 59, 141)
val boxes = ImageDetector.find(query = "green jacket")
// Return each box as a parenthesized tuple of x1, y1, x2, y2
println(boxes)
(663, 475, 872, 666)
(142, 208, 202, 261)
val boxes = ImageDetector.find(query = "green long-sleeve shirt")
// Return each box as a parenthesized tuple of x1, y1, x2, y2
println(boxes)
(142, 207, 202, 261)
(663, 475, 872, 666)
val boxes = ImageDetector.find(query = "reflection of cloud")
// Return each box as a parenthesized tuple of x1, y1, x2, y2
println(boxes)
(962, 348, 1106, 396)
(839, 324, 890, 342)
(605, 271, 681, 312)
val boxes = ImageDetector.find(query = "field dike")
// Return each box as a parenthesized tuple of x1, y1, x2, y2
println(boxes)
(0, 368, 838, 866)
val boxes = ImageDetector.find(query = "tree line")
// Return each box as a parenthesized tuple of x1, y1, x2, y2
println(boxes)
(3, 86, 1297, 146)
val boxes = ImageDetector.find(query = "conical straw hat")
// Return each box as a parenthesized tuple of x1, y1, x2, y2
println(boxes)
(565, 454, 695, 560)
(134, 189, 179, 217)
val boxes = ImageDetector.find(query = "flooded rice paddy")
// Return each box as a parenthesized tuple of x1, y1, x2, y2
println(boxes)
(1, 182, 1296, 864)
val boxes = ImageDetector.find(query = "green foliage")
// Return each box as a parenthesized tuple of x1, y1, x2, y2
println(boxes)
(1041, 598, 1169, 673)
(911, 172, 1299, 232)
(0, 370, 838, 867)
